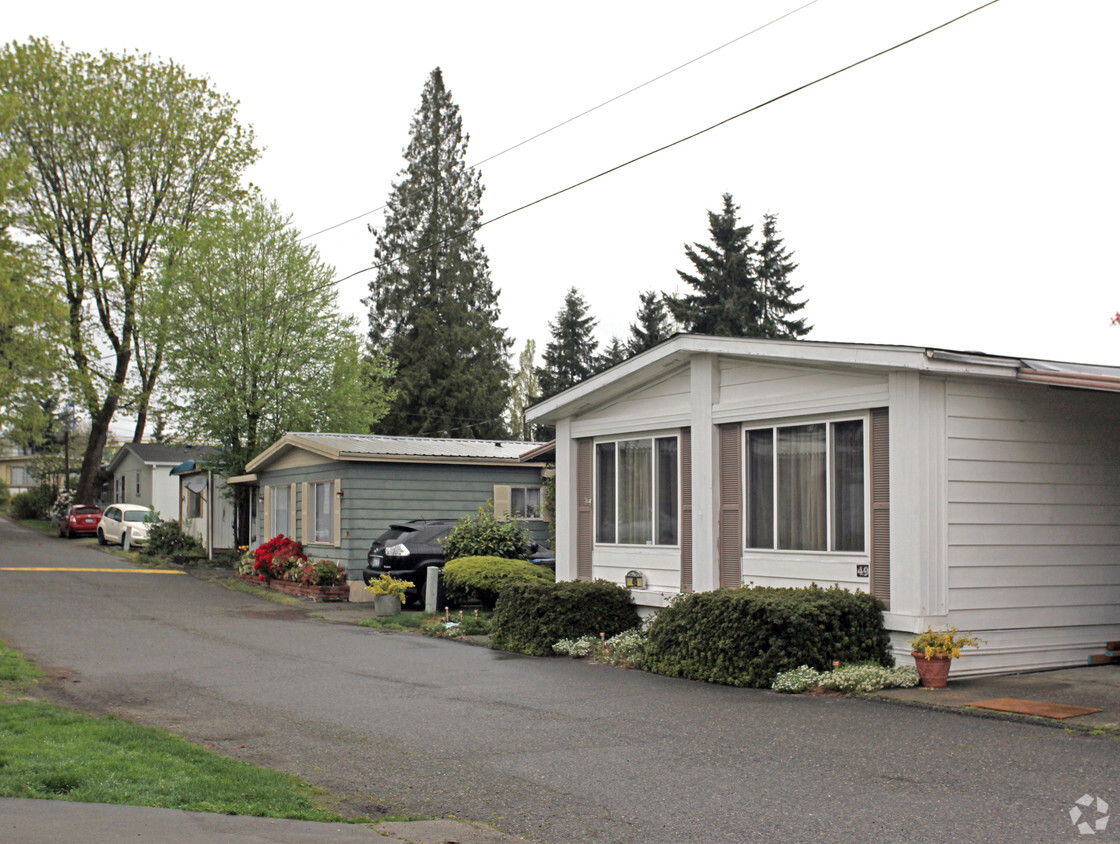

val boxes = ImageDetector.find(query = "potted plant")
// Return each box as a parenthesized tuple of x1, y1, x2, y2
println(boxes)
(365, 574, 410, 618)
(907, 626, 982, 688)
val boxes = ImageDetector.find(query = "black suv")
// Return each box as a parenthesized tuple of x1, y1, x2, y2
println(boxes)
(361, 518, 554, 605)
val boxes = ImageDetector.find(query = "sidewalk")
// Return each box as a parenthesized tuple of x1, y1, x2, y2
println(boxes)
(871, 663, 1120, 730)
(0, 799, 525, 844)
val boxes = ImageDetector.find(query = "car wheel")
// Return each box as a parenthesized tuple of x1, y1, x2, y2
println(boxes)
(97, 529, 107, 546)
(64, 524, 72, 539)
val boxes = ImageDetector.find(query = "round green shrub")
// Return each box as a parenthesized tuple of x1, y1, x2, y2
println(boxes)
(489, 579, 640, 656)
(145, 520, 206, 564)
(442, 556, 553, 608)
(442, 503, 533, 561)
(642, 584, 891, 688)
(10, 485, 54, 520)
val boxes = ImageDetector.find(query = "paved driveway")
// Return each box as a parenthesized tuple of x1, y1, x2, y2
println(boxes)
(0, 518, 1115, 843)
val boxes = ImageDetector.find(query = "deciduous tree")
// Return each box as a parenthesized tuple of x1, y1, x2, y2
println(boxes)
(166, 196, 392, 543)
(0, 38, 257, 502)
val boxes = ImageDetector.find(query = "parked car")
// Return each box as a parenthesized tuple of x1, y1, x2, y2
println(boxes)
(58, 504, 102, 539)
(361, 518, 554, 605)
(97, 504, 156, 549)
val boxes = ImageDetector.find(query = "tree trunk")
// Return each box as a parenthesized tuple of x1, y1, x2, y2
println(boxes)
(75, 401, 116, 504)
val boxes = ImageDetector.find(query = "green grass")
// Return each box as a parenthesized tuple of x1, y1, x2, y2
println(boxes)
(18, 518, 55, 537)
(357, 611, 428, 631)
(213, 577, 303, 604)
(0, 641, 364, 821)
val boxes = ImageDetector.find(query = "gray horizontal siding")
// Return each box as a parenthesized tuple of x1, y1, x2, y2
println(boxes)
(257, 460, 547, 573)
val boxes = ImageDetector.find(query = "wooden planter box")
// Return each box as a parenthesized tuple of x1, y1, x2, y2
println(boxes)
(236, 574, 349, 602)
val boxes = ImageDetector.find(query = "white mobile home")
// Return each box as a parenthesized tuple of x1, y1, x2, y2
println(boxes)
(527, 335, 1120, 676)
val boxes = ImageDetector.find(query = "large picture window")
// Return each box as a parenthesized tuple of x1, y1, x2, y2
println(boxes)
(596, 435, 678, 546)
(745, 419, 865, 553)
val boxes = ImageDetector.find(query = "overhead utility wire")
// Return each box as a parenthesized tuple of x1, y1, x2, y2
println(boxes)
(296, 0, 824, 243)
(313, 0, 1003, 300)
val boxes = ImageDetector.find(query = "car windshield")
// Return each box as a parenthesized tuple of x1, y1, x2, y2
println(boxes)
(75, 507, 100, 515)
(123, 510, 152, 523)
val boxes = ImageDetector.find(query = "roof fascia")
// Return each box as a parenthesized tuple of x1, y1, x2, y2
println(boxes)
(526, 336, 1024, 424)
(244, 434, 341, 473)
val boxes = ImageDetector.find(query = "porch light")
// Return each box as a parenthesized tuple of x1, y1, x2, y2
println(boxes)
(625, 570, 645, 589)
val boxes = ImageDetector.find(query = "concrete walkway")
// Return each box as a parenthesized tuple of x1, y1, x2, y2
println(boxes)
(0, 799, 525, 843)
(872, 662, 1120, 730)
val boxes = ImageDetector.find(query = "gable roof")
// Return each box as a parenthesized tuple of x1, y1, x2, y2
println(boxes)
(107, 443, 217, 475)
(526, 334, 1120, 424)
(245, 433, 549, 474)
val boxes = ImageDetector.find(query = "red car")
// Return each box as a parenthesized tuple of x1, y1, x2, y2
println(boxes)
(59, 504, 102, 538)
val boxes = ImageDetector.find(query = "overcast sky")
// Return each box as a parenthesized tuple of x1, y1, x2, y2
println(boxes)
(6, 0, 1119, 434)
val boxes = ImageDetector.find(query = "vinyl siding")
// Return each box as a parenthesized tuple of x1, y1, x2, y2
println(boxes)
(715, 360, 889, 423)
(255, 460, 547, 576)
(572, 370, 691, 436)
(945, 379, 1120, 673)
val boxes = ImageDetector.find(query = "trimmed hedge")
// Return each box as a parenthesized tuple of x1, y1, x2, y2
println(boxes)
(442, 556, 554, 609)
(489, 580, 640, 656)
(642, 585, 891, 688)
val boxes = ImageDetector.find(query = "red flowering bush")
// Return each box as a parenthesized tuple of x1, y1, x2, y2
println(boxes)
(253, 535, 307, 580)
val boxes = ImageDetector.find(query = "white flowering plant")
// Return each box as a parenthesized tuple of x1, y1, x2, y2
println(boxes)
(771, 663, 919, 694)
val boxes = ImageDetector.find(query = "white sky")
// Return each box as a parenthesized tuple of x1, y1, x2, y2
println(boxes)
(6, 0, 1119, 442)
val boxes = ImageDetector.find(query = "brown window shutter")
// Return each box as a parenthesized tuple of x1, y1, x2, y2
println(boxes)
(718, 423, 742, 589)
(680, 427, 693, 592)
(576, 438, 593, 581)
(869, 408, 890, 608)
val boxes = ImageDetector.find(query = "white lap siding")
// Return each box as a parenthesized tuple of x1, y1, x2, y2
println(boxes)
(945, 380, 1120, 674)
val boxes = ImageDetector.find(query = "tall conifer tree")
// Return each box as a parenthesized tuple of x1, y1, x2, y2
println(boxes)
(365, 68, 510, 438)
(667, 194, 808, 339)
(628, 290, 674, 354)
(537, 287, 598, 399)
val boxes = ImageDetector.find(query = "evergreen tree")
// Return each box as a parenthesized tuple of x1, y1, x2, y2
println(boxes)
(538, 287, 598, 399)
(597, 336, 629, 373)
(666, 194, 809, 339)
(364, 68, 510, 438)
(628, 291, 674, 355)
(755, 213, 809, 339)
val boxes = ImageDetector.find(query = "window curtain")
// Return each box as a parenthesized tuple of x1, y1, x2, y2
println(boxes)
(313, 482, 333, 542)
(831, 420, 865, 551)
(656, 437, 678, 545)
(777, 424, 826, 550)
(596, 443, 616, 543)
(745, 429, 774, 548)
(271, 486, 290, 537)
(618, 439, 652, 544)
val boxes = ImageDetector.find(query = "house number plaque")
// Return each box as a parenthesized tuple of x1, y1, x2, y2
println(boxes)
(856, 564, 869, 578)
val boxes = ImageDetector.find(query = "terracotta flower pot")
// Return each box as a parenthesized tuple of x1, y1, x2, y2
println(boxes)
(912, 651, 953, 688)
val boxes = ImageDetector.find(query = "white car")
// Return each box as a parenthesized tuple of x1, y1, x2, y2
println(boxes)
(97, 504, 156, 549)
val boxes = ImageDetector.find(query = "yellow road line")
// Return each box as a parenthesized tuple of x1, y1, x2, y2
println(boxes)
(0, 567, 185, 574)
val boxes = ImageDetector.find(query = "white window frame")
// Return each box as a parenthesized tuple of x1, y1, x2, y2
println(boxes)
(510, 485, 543, 520)
(742, 414, 869, 555)
(594, 433, 680, 548)
(304, 479, 341, 546)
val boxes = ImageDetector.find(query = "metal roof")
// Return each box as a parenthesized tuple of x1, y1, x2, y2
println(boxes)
(244, 432, 550, 473)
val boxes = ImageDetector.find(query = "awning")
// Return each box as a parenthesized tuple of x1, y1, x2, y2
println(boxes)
(170, 459, 198, 476)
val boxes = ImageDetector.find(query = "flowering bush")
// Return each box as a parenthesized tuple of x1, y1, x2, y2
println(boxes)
(552, 627, 648, 668)
(908, 627, 982, 660)
(365, 574, 410, 604)
(299, 560, 346, 587)
(252, 534, 307, 580)
(771, 663, 919, 694)
(50, 489, 73, 526)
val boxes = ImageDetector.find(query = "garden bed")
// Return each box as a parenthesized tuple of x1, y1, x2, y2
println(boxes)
(235, 574, 349, 602)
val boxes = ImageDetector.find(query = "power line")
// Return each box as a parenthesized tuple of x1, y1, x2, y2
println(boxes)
(313, 0, 1003, 303)
(296, 0, 824, 243)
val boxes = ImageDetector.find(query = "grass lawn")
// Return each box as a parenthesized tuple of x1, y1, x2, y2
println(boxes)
(0, 641, 365, 822)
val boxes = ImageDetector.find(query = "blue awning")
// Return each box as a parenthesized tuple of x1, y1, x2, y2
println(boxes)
(169, 459, 197, 476)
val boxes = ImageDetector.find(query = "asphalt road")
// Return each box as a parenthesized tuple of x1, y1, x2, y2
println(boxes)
(0, 518, 1115, 843)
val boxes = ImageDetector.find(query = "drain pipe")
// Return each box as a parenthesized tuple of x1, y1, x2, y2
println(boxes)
(207, 469, 214, 562)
